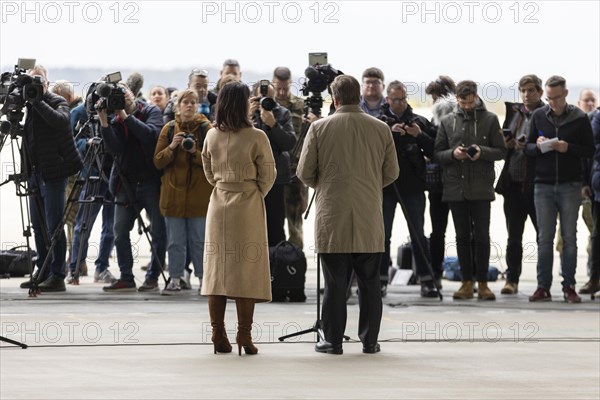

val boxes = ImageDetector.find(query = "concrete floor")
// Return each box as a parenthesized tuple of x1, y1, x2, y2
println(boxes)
(1, 257, 599, 400)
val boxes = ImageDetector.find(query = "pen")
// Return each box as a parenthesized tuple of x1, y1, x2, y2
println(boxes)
(538, 130, 544, 137)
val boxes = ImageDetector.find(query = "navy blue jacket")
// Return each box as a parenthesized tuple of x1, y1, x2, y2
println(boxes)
(101, 102, 164, 193)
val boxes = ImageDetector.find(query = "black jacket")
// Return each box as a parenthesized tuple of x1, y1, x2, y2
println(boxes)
(252, 105, 296, 185)
(24, 92, 83, 182)
(525, 104, 594, 184)
(495, 101, 543, 195)
(379, 104, 436, 194)
(101, 102, 164, 194)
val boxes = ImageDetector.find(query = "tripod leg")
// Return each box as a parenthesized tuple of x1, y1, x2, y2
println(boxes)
(0, 336, 28, 349)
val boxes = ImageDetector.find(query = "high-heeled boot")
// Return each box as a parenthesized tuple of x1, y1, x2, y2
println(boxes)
(208, 295, 232, 354)
(235, 298, 258, 356)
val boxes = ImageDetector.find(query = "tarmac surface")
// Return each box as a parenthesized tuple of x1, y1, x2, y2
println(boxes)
(1, 253, 599, 400)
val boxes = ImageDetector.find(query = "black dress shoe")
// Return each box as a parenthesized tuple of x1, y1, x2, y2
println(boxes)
(363, 343, 381, 354)
(420, 281, 438, 298)
(315, 340, 343, 355)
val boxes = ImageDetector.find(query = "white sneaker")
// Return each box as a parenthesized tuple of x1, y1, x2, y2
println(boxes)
(161, 280, 182, 296)
(180, 270, 192, 290)
(94, 269, 118, 284)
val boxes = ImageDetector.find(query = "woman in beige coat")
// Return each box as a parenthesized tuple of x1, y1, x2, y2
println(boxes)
(201, 82, 276, 355)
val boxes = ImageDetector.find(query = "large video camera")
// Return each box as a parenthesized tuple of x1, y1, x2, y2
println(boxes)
(85, 71, 126, 114)
(301, 52, 343, 117)
(0, 58, 43, 119)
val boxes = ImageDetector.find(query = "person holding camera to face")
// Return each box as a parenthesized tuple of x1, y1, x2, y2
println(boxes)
(378, 80, 438, 298)
(98, 82, 166, 292)
(249, 81, 296, 247)
(434, 80, 506, 301)
(153, 90, 212, 294)
(19, 65, 83, 292)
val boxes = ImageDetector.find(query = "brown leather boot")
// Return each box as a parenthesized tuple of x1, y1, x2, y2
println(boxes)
(208, 295, 232, 354)
(452, 281, 474, 300)
(235, 298, 258, 356)
(477, 281, 496, 301)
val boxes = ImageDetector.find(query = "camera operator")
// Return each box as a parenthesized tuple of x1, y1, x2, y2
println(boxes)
(98, 82, 166, 292)
(250, 82, 296, 246)
(378, 80, 437, 298)
(66, 103, 117, 285)
(272, 67, 307, 249)
(19, 65, 83, 292)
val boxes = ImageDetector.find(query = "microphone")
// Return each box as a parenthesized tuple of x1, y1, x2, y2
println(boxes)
(126, 72, 144, 97)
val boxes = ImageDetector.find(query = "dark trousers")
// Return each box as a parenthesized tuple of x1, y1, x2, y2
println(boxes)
(428, 191, 449, 279)
(320, 253, 383, 346)
(28, 173, 68, 279)
(265, 184, 286, 246)
(590, 200, 600, 281)
(502, 183, 538, 284)
(449, 200, 491, 282)
(381, 190, 431, 281)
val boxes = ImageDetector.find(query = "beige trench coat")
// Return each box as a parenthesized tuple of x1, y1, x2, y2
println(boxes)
(200, 126, 276, 302)
(297, 105, 399, 253)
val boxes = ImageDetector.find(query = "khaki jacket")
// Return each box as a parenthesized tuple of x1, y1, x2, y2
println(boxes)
(297, 105, 399, 253)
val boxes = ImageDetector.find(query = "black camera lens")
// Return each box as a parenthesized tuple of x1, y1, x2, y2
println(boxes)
(260, 97, 276, 112)
(182, 135, 195, 151)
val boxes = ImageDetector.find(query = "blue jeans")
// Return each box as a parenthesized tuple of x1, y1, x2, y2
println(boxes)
(381, 190, 431, 282)
(28, 173, 67, 278)
(165, 216, 205, 279)
(534, 182, 582, 290)
(68, 179, 115, 274)
(113, 179, 166, 282)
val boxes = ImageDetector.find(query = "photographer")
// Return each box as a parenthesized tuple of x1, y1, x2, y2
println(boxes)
(19, 65, 83, 292)
(378, 80, 437, 298)
(495, 74, 544, 295)
(154, 90, 212, 294)
(434, 80, 506, 301)
(164, 69, 216, 123)
(250, 82, 296, 246)
(272, 67, 307, 249)
(98, 82, 166, 292)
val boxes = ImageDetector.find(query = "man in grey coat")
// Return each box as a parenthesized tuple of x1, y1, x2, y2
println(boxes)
(297, 75, 399, 355)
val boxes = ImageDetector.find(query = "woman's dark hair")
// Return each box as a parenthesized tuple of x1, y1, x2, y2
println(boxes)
(215, 82, 252, 132)
(425, 75, 456, 97)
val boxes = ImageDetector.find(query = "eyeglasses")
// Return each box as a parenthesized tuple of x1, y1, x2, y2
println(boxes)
(363, 79, 382, 86)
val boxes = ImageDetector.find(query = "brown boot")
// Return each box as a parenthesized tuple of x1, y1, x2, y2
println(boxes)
(477, 281, 496, 301)
(235, 298, 258, 356)
(452, 281, 474, 300)
(208, 295, 232, 354)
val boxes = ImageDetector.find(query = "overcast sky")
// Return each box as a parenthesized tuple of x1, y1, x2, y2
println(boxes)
(1, 0, 599, 90)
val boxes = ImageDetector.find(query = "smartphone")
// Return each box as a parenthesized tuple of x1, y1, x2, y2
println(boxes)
(466, 146, 478, 158)
(502, 128, 513, 139)
(309, 52, 328, 66)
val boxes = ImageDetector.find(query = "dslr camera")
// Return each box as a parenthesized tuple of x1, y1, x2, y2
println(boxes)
(85, 71, 126, 114)
(253, 79, 276, 112)
(0, 58, 44, 117)
(181, 133, 196, 151)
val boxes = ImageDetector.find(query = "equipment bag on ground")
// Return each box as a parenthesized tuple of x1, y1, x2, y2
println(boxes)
(269, 240, 307, 302)
(0, 246, 37, 277)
